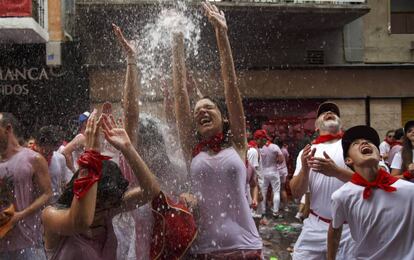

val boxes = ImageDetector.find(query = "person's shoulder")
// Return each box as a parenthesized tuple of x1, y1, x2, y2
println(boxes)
(332, 182, 360, 201)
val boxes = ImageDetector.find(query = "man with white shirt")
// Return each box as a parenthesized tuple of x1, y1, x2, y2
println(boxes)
(254, 129, 284, 218)
(290, 102, 354, 260)
(328, 125, 414, 260)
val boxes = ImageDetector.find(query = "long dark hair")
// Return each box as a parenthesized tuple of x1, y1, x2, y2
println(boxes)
(401, 135, 413, 172)
(195, 96, 231, 144)
(56, 160, 129, 209)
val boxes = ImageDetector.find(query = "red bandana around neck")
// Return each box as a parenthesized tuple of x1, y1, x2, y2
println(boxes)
(192, 133, 224, 158)
(391, 140, 403, 148)
(248, 140, 258, 148)
(384, 139, 393, 146)
(73, 150, 111, 199)
(403, 170, 414, 180)
(265, 140, 272, 147)
(312, 132, 343, 145)
(351, 169, 398, 200)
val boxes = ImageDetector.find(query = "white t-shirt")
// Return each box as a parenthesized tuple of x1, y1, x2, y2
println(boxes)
(390, 149, 414, 170)
(260, 143, 282, 174)
(247, 147, 260, 170)
(331, 179, 414, 259)
(379, 141, 390, 157)
(294, 139, 346, 219)
(49, 151, 73, 202)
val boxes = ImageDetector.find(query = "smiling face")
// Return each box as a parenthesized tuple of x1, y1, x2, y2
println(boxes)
(346, 138, 380, 169)
(194, 98, 224, 139)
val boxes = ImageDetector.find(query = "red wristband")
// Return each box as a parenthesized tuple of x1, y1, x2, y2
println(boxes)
(73, 150, 111, 199)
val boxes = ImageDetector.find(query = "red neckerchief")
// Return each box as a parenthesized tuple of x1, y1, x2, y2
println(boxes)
(351, 169, 398, 200)
(248, 140, 257, 148)
(312, 132, 343, 144)
(391, 140, 402, 148)
(73, 150, 111, 199)
(265, 140, 272, 147)
(192, 133, 224, 158)
(403, 170, 414, 180)
(384, 139, 393, 146)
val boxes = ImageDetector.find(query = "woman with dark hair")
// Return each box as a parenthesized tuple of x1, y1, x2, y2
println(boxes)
(172, 2, 262, 258)
(112, 24, 195, 259)
(41, 110, 161, 260)
(391, 121, 414, 181)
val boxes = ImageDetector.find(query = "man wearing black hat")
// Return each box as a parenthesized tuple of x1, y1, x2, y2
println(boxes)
(290, 102, 355, 260)
(327, 125, 414, 260)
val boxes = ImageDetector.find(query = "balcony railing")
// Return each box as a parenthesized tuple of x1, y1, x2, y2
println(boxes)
(32, 0, 46, 28)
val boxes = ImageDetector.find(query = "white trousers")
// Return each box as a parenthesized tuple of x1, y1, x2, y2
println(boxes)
(259, 171, 280, 214)
(292, 214, 355, 260)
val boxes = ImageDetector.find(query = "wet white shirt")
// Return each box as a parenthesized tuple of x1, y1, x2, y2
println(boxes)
(247, 147, 260, 170)
(294, 139, 346, 218)
(379, 141, 390, 157)
(49, 151, 73, 202)
(331, 179, 414, 259)
(390, 149, 414, 170)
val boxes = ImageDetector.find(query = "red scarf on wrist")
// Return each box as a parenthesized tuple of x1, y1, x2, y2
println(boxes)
(73, 150, 111, 199)
(192, 133, 224, 157)
(351, 169, 398, 200)
(312, 132, 343, 145)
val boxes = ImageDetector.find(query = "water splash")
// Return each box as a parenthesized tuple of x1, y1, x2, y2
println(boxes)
(134, 3, 202, 96)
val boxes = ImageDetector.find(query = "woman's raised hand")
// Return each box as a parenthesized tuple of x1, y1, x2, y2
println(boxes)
(112, 23, 136, 58)
(202, 1, 227, 31)
(101, 113, 132, 152)
(84, 109, 101, 151)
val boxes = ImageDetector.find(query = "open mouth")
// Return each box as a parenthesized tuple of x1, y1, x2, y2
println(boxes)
(360, 145, 373, 155)
(199, 117, 212, 126)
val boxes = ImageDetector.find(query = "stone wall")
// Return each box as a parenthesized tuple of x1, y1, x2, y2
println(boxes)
(363, 0, 414, 63)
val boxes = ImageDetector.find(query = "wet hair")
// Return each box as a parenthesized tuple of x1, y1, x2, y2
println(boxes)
(0, 112, 22, 138)
(195, 96, 231, 142)
(394, 128, 404, 140)
(56, 160, 129, 209)
(401, 126, 414, 172)
(37, 125, 61, 147)
(137, 114, 171, 180)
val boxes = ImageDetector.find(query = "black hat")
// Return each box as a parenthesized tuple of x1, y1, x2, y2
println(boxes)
(317, 102, 340, 117)
(342, 125, 380, 159)
(404, 120, 414, 134)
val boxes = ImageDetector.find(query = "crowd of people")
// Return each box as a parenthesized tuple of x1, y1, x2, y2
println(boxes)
(1, 2, 414, 260)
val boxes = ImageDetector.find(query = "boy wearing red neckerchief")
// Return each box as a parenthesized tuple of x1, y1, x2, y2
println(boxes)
(290, 102, 355, 260)
(328, 125, 414, 260)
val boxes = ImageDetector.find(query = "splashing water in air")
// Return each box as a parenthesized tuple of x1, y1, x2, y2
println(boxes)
(134, 4, 202, 96)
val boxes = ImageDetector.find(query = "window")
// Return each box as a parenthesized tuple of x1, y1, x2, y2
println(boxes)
(390, 0, 414, 34)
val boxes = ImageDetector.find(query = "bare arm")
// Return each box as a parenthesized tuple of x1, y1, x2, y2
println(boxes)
(203, 2, 246, 158)
(290, 145, 314, 199)
(327, 223, 342, 260)
(172, 32, 195, 166)
(42, 109, 101, 237)
(62, 134, 85, 172)
(113, 24, 140, 149)
(12, 154, 52, 225)
(101, 114, 161, 207)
